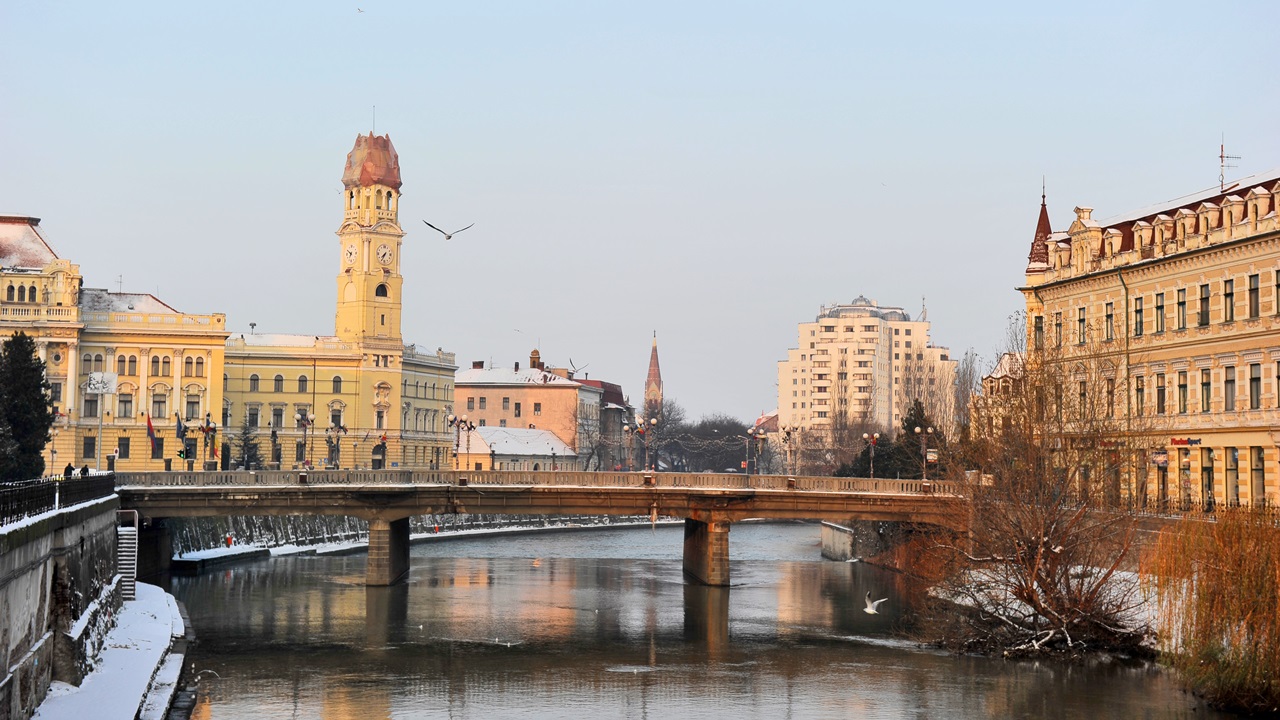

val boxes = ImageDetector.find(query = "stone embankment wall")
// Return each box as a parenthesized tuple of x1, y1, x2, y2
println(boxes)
(0, 497, 120, 720)
(821, 520, 906, 562)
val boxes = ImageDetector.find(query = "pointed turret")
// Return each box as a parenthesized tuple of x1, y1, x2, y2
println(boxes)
(643, 334, 663, 419)
(1026, 185, 1052, 273)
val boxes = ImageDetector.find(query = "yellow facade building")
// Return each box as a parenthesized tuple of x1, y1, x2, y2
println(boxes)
(1020, 172, 1280, 508)
(1, 133, 456, 475)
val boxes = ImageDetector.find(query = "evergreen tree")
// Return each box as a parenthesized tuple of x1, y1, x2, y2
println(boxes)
(0, 333, 54, 480)
(233, 415, 264, 470)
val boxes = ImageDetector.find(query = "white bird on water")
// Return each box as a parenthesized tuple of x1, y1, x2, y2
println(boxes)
(863, 591, 888, 615)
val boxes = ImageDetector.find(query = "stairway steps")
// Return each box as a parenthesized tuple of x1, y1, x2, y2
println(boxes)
(117, 526, 138, 601)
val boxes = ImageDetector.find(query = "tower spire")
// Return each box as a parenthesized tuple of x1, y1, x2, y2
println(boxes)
(1026, 180, 1052, 273)
(644, 333, 663, 420)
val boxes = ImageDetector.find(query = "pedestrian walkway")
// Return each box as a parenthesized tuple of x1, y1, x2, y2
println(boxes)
(33, 583, 184, 719)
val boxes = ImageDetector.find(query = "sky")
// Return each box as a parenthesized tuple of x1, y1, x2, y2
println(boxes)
(4, 1, 1280, 423)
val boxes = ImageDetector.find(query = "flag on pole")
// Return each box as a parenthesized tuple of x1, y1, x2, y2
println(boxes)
(146, 414, 157, 451)
(175, 413, 187, 439)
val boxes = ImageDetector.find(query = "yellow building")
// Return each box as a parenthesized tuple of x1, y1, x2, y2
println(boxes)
(1020, 172, 1280, 508)
(221, 133, 456, 470)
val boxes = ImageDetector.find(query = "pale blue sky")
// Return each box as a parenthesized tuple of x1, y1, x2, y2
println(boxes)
(4, 1, 1279, 423)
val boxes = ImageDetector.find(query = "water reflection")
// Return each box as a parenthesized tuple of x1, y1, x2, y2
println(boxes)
(174, 524, 1225, 720)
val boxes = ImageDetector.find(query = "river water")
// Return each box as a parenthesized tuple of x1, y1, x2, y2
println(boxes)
(169, 522, 1226, 719)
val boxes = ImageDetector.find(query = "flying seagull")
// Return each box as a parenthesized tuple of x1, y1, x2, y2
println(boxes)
(863, 591, 888, 615)
(423, 220, 474, 241)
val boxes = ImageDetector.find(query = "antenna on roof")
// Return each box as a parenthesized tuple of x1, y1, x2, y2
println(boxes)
(1219, 134, 1240, 192)
(116, 275, 123, 293)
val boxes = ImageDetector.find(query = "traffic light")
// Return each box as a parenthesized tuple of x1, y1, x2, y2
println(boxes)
(176, 448, 186, 459)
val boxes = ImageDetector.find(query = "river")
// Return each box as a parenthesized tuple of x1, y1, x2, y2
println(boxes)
(168, 521, 1227, 719)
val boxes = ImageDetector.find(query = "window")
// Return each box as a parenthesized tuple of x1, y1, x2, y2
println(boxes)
(152, 394, 166, 418)
(184, 357, 194, 377)
(1133, 297, 1143, 337)
(296, 441, 305, 463)
(1078, 380, 1087, 418)
(1224, 279, 1235, 322)
(514, 402, 522, 418)
(1076, 307, 1086, 344)
(467, 397, 475, 411)
(274, 375, 284, 392)
(1250, 364, 1261, 410)
(151, 356, 160, 376)
(194, 357, 203, 377)
(50, 382, 61, 402)
(83, 436, 96, 460)
(502, 397, 510, 411)
(1106, 378, 1115, 418)
(1155, 293, 1165, 333)
(479, 397, 487, 410)
(93, 354, 103, 372)
(298, 375, 308, 393)
(375, 410, 384, 429)
(186, 396, 199, 420)
(1178, 372, 1188, 414)
(1248, 274, 1260, 318)
(1104, 303, 1113, 341)
(4, 286, 10, 302)
(247, 407, 259, 427)
(332, 376, 342, 394)
(223, 407, 230, 428)
(249, 374, 260, 392)
(128, 356, 137, 376)
(118, 438, 130, 460)
(1135, 377, 1145, 416)
(1033, 316, 1044, 350)
(330, 410, 342, 427)
(118, 394, 133, 418)
(152, 437, 164, 460)
(273, 408, 284, 428)
(1198, 284, 1210, 326)
(1054, 313, 1062, 346)
(1201, 372, 1211, 413)
(1224, 367, 1236, 412)
(118, 356, 127, 375)
(499, 419, 507, 427)
(478, 419, 486, 427)
(161, 357, 170, 376)
(83, 396, 98, 418)
(534, 403, 542, 416)
(375, 284, 389, 298)
(1155, 374, 1166, 414)
(1177, 289, 1187, 329)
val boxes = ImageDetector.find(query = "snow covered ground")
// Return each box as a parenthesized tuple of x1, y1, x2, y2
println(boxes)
(33, 583, 184, 720)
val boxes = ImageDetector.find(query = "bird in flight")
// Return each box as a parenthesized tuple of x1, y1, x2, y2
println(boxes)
(423, 220, 475, 241)
(863, 591, 888, 615)
(357, 8, 364, 12)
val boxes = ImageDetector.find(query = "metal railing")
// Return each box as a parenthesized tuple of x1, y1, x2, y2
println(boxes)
(0, 474, 118, 526)
(114, 469, 958, 495)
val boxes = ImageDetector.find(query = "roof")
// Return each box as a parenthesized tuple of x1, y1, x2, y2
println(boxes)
(577, 378, 627, 406)
(0, 216, 58, 269)
(985, 352, 1024, 381)
(455, 367, 580, 387)
(1097, 167, 1280, 227)
(342, 133, 402, 190)
(1025, 196, 1052, 271)
(473, 426, 576, 457)
(80, 289, 178, 314)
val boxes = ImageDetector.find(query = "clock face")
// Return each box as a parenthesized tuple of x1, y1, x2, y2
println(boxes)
(377, 244, 393, 265)
(344, 244, 357, 264)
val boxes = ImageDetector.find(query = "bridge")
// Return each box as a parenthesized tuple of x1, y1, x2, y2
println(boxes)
(116, 470, 960, 586)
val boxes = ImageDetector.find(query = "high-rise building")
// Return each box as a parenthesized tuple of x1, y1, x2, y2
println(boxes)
(777, 296, 955, 436)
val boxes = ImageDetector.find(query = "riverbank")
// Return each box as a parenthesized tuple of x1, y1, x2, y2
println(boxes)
(32, 583, 185, 720)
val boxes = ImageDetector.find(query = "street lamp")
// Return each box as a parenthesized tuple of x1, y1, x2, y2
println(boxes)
(913, 426, 934, 488)
(862, 432, 881, 479)
(642, 417, 658, 470)
(622, 423, 635, 471)
(325, 423, 347, 469)
(745, 426, 766, 476)
(294, 411, 316, 468)
(447, 414, 475, 470)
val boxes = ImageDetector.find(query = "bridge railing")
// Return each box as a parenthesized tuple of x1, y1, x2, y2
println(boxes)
(114, 469, 958, 495)
(1, 475, 118, 525)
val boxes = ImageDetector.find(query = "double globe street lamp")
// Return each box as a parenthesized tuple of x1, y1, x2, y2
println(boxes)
(914, 425, 934, 490)
(294, 411, 316, 468)
(862, 432, 880, 479)
(447, 414, 476, 470)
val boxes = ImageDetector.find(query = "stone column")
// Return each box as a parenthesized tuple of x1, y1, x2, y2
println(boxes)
(366, 517, 410, 585)
(682, 517, 731, 586)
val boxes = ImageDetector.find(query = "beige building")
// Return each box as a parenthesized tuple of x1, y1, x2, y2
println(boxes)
(777, 296, 956, 436)
(1020, 171, 1280, 507)
(454, 426, 578, 472)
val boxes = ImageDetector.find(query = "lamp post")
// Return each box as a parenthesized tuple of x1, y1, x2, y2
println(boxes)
(294, 411, 316, 468)
(862, 432, 881, 479)
(623, 423, 635, 471)
(49, 427, 59, 477)
(447, 414, 475, 470)
(642, 417, 658, 470)
(744, 426, 766, 476)
(913, 425, 933, 488)
(325, 424, 346, 469)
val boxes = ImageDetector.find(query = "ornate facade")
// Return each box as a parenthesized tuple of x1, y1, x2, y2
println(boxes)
(1020, 171, 1280, 507)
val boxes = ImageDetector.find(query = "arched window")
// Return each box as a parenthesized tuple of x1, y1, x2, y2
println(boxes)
(349, 191, 355, 210)
(274, 374, 284, 392)
(128, 356, 137, 376)
(249, 374, 260, 392)
(332, 376, 342, 394)
(151, 356, 160, 376)
(17, 286, 25, 302)
(184, 357, 194, 377)
(195, 357, 204, 377)
(387, 191, 394, 209)
(298, 375, 308, 393)
(29, 286, 36, 302)
(5, 286, 12, 302)
(223, 374, 229, 392)
(161, 357, 171, 376)
(376, 190, 383, 209)
(117, 356, 126, 375)
(375, 284, 389, 298)
(93, 354, 103, 372)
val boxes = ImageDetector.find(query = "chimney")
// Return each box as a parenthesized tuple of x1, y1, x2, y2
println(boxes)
(514, 361, 520, 371)
(472, 361, 484, 370)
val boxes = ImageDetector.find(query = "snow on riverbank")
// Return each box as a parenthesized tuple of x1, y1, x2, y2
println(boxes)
(33, 583, 184, 720)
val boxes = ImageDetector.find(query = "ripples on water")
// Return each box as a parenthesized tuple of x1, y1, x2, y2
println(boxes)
(169, 522, 1226, 719)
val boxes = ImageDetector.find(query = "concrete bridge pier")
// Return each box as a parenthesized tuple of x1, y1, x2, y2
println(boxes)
(366, 517, 410, 585)
(683, 517, 731, 586)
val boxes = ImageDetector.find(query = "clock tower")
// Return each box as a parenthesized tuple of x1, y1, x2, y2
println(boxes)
(335, 133, 405, 346)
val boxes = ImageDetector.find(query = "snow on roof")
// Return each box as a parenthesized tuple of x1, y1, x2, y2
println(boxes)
(474, 426, 575, 457)
(79, 289, 177, 314)
(455, 367, 579, 387)
(985, 352, 1024, 381)
(1097, 167, 1280, 228)
(229, 333, 340, 347)
(0, 216, 58, 269)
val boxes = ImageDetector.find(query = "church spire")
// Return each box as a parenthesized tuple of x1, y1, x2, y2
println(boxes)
(643, 333, 663, 419)
(1026, 180, 1052, 273)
